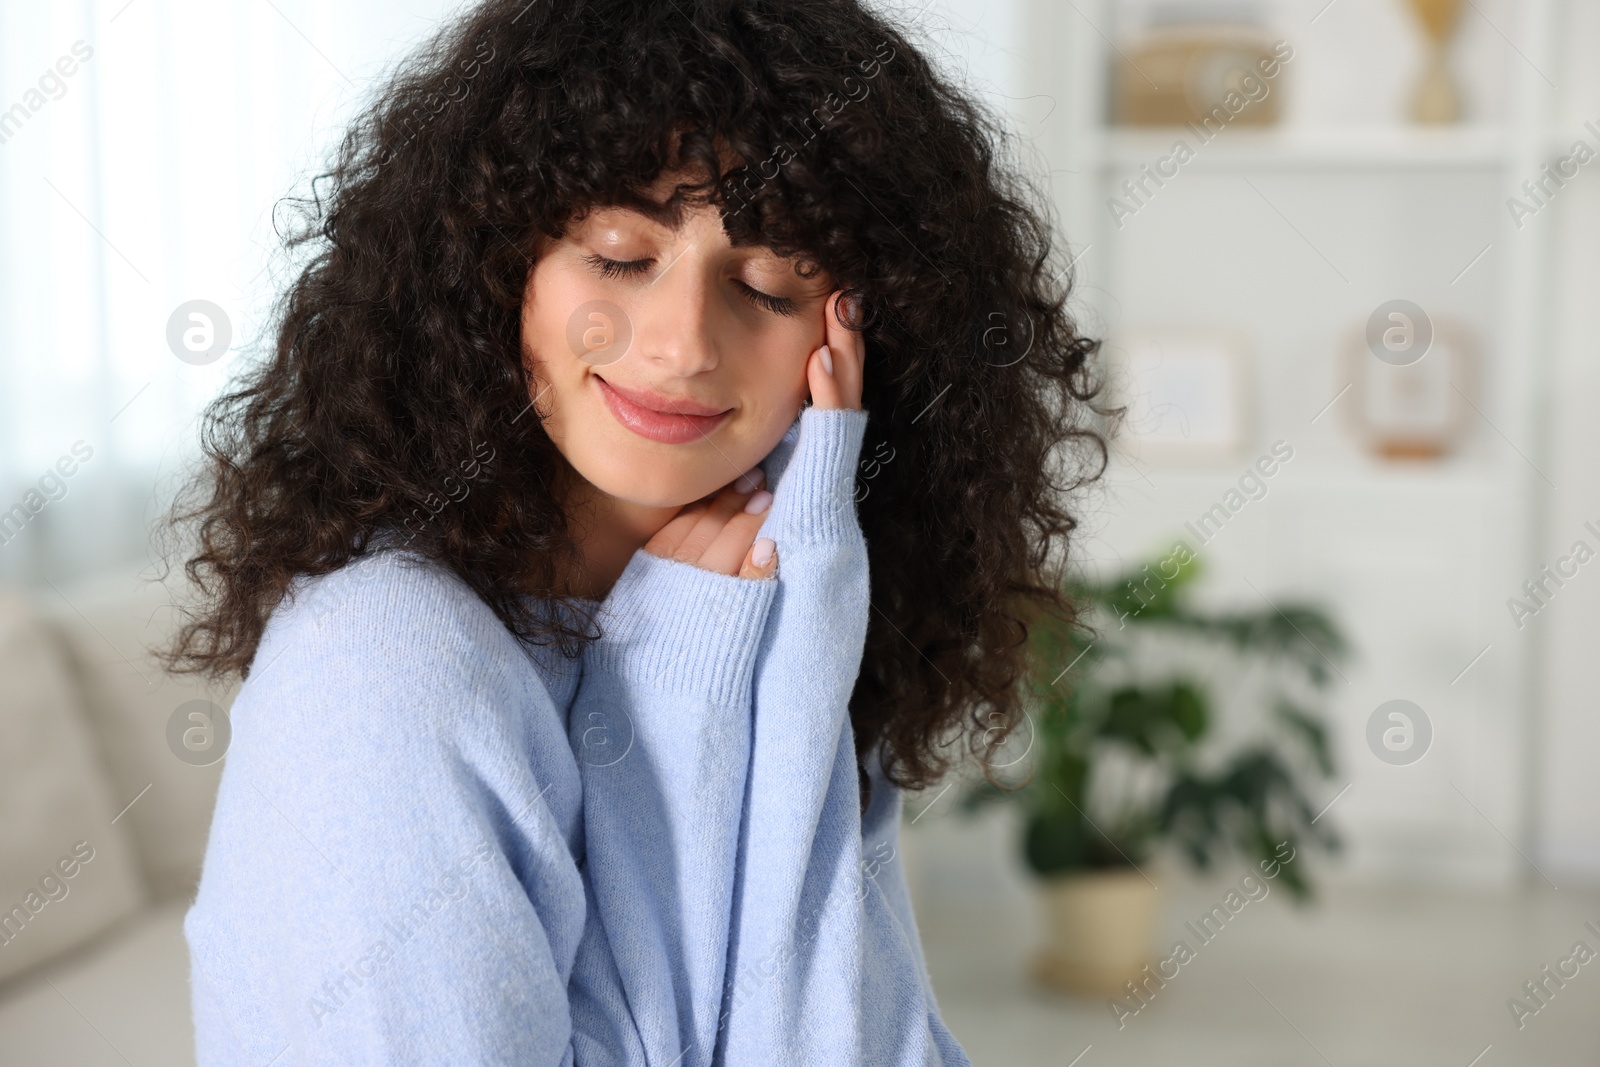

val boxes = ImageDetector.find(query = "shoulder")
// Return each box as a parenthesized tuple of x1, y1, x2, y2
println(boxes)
(268, 544, 508, 664)
(235, 542, 565, 766)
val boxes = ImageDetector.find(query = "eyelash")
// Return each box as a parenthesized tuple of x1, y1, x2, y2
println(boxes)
(582, 254, 799, 317)
(730, 279, 799, 317)
(585, 254, 650, 280)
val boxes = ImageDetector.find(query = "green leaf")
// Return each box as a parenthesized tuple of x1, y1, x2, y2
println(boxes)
(1171, 682, 1207, 743)
(1277, 701, 1335, 777)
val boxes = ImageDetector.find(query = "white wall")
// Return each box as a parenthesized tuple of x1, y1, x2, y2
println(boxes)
(0, 0, 468, 585)
(1535, 0, 1600, 878)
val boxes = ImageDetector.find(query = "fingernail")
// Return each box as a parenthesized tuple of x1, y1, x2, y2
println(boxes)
(743, 489, 773, 514)
(734, 467, 764, 493)
(751, 536, 776, 566)
(818, 345, 833, 377)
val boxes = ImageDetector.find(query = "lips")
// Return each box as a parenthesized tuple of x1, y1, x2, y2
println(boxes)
(594, 374, 733, 445)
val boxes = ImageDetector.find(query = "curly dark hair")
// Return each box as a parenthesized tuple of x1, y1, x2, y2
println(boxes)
(156, 0, 1111, 801)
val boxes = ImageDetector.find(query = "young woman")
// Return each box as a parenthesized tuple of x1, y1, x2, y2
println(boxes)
(162, 0, 1106, 1063)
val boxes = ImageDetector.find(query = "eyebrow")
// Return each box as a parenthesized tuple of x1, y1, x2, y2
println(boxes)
(601, 193, 690, 231)
(588, 192, 816, 272)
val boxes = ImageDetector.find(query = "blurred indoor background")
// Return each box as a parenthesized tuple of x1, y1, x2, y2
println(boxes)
(1, 0, 1596, 1064)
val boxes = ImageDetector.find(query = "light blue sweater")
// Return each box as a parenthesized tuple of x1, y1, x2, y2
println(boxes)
(183, 405, 971, 1066)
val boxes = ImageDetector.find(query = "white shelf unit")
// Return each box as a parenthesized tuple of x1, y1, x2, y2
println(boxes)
(1101, 124, 1512, 169)
(1018, 0, 1574, 888)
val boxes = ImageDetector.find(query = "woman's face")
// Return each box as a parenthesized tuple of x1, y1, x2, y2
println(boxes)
(521, 191, 834, 509)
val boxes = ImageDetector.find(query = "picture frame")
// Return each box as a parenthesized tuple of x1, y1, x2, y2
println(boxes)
(1110, 325, 1253, 467)
(1342, 315, 1479, 460)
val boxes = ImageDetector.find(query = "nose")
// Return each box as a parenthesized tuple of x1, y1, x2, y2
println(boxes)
(633, 253, 720, 377)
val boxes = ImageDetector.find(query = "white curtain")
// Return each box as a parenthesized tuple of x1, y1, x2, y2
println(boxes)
(0, 0, 464, 586)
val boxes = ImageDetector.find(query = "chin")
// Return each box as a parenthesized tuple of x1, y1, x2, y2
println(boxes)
(577, 446, 721, 510)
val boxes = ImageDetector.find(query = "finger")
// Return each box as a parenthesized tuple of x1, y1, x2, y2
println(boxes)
(671, 471, 765, 563)
(738, 537, 778, 580)
(697, 488, 774, 575)
(822, 290, 864, 411)
(646, 467, 763, 559)
(644, 501, 709, 558)
(805, 343, 843, 410)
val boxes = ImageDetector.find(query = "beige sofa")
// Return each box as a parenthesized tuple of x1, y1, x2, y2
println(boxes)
(0, 567, 236, 1066)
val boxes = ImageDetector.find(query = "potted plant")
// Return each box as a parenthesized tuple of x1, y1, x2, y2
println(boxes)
(959, 541, 1349, 996)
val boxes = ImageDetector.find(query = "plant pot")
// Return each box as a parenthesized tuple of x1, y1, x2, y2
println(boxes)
(1031, 868, 1160, 997)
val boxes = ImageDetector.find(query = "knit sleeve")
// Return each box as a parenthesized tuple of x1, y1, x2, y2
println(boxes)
(182, 552, 637, 1066)
(716, 404, 974, 1066)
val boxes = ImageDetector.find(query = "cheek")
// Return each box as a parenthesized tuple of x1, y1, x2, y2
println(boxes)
(716, 326, 814, 445)
(521, 262, 596, 370)
(520, 261, 626, 442)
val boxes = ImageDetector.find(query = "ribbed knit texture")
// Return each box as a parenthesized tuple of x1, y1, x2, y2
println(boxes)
(184, 404, 969, 1066)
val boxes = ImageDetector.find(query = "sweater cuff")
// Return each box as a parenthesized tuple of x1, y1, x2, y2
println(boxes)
(586, 547, 778, 707)
(758, 406, 870, 546)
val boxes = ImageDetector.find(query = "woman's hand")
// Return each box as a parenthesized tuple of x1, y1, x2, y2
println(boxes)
(644, 467, 778, 579)
(806, 290, 865, 412)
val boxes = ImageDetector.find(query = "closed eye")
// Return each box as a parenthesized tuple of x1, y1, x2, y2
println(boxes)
(585, 253, 800, 317)
(584, 253, 653, 279)
(731, 278, 799, 317)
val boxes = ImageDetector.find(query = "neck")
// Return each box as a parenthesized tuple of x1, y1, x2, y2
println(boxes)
(553, 466, 680, 601)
